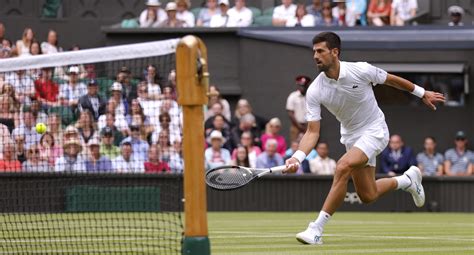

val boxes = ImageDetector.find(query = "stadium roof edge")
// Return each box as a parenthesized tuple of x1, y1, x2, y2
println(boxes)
(237, 27, 474, 50)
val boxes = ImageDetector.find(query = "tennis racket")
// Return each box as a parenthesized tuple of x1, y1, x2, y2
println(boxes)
(205, 165, 287, 191)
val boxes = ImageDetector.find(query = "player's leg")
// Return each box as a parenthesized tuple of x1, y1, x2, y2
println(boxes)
(351, 165, 397, 204)
(351, 142, 425, 207)
(352, 163, 425, 206)
(320, 147, 369, 214)
(347, 125, 396, 203)
(296, 147, 367, 245)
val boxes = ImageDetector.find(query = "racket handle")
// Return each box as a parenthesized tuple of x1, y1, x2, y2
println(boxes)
(269, 165, 287, 173)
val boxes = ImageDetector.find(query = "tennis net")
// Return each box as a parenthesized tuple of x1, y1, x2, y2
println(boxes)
(0, 39, 183, 254)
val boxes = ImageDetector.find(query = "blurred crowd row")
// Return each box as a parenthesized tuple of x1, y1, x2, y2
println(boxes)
(0, 22, 188, 173)
(0, 60, 185, 173)
(122, 0, 466, 28)
(0, 18, 471, 176)
(0, 25, 69, 59)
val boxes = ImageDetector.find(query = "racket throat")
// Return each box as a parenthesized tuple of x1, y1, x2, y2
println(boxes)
(256, 170, 271, 178)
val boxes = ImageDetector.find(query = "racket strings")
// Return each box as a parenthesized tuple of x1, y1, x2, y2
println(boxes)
(206, 167, 254, 190)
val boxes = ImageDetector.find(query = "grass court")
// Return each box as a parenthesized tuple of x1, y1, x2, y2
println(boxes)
(208, 212, 474, 255)
(0, 212, 472, 254)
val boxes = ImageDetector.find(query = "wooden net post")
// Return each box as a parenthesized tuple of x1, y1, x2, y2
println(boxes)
(177, 35, 210, 255)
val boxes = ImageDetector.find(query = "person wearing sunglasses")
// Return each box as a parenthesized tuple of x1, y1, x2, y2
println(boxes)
(444, 131, 473, 176)
(22, 144, 49, 172)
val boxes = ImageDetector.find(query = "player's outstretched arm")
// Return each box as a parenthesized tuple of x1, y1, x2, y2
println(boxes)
(384, 74, 446, 110)
(285, 120, 320, 173)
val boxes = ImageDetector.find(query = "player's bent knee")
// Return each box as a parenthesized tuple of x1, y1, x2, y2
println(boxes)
(335, 160, 352, 176)
(333, 162, 352, 185)
(357, 192, 378, 204)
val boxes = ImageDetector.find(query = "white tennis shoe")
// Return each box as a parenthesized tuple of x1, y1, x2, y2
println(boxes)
(403, 166, 425, 207)
(296, 222, 323, 245)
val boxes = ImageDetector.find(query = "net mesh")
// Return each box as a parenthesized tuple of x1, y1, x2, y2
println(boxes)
(0, 39, 183, 254)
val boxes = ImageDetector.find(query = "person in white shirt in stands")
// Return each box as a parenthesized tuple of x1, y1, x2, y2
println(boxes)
(140, 4, 161, 27)
(112, 141, 145, 173)
(227, 0, 253, 27)
(41, 29, 62, 54)
(286, 4, 315, 27)
(4, 70, 35, 106)
(55, 139, 86, 172)
(390, 0, 417, 26)
(285, 32, 445, 245)
(22, 144, 50, 172)
(159, 2, 187, 28)
(139, 0, 167, 27)
(175, 0, 195, 27)
(272, 0, 297, 26)
(210, 0, 230, 27)
(309, 142, 336, 175)
(447, 5, 464, 26)
(59, 66, 88, 110)
(16, 28, 34, 57)
(197, 0, 220, 27)
(144, 65, 161, 100)
(286, 75, 311, 142)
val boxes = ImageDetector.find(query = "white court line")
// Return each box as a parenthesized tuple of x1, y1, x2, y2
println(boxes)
(2, 231, 470, 244)
(212, 246, 474, 254)
(329, 220, 474, 227)
(210, 219, 474, 227)
(213, 218, 474, 227)
(210, 231, 474, 242)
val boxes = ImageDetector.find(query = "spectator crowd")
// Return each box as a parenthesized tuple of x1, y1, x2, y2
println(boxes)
(0, 24, 187, 173)
(381, 131, 473, 176)
(128, 0, 466, 28)
(0, 18, 472, 176)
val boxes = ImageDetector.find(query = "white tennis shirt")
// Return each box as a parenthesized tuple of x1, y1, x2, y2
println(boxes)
(306, 61, 388, 143)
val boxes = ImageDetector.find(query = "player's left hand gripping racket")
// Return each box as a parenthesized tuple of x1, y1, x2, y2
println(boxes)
(205, 165, 287, 191)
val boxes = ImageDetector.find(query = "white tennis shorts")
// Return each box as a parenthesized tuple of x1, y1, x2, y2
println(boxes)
(343, 123, 390, 167)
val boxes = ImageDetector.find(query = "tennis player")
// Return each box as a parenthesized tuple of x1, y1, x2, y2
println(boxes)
(285, 32, 446, 245)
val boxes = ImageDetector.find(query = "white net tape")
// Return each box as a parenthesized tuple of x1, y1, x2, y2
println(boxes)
(0, 39, 179, 72)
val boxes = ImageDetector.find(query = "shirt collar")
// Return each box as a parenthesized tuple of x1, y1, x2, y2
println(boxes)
(339, 61, 347, 79)
(323, 61, 346, 81)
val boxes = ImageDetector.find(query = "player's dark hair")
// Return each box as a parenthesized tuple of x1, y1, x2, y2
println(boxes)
(312, 32, 341, 55)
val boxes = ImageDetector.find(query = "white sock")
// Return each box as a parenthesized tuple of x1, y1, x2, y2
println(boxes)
(394, 174, 412, 190)
(314, 211, 331, 229)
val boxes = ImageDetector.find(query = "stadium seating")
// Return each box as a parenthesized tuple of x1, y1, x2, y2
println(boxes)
(248, 6, 262, 19)
(253, 15, 272, 27)
(191, 7, 202, 20)
(263, 7, 274, 16)
(121, 18, 139, 28)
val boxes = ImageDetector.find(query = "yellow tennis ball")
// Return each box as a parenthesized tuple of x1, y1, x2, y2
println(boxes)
(35, 123, 47, 134)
